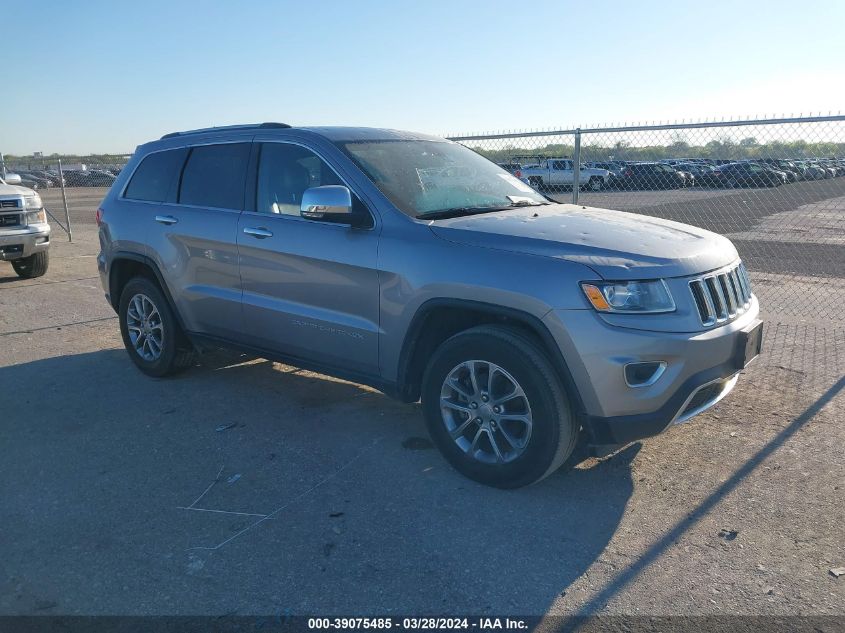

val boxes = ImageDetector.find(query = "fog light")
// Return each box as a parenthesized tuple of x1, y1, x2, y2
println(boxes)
(624, 361, 667, 387)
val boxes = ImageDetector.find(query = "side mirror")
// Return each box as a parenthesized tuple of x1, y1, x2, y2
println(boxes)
(301, 185, 353, 222)
(4, 173, 22, 185)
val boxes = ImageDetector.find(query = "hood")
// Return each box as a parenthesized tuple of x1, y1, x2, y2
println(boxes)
(426, 203, 738, 280)
(0, 183, 36, 197)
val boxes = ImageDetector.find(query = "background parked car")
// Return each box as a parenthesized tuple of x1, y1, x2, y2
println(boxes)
(585, 161, 627, 178)
(673, 162, 719, 187)
(794, 160, 827, 180)
(88, 170, 117, 187)
(710, 162, 785, 188)
(758, 159, 802, 182)
(820, 159, 843, 176)
(520, 158, 611, 191)
(815, 161, 837, 177)
(14, 173, 48, 190)
(63, 170, 91, 187)
(27, 170, 64, 187)
(616, 162, 687, 189)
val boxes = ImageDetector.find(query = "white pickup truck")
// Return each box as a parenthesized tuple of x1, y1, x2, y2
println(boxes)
(520, 159, 611, 191)
(0, 174, 51, 278)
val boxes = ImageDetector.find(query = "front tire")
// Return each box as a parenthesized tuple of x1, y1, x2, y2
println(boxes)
(11, 251, 49, 278)
(118, 277, 194, 377)
(421, 326, 577, 488)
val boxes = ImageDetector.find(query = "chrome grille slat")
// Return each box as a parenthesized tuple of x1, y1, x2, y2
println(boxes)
(735, 268, 746, 301)
(688, 262, 754, 327)
(733, 268, 748, 305)
(727, 271, 741, 307)
(727, 272, 741, 310)
(718, 273, 737, 315)
(729, 269, 741, 303)
(706, 276, 727, 320)
(690, 280, 716, 325)
(739, 264, 751, 301)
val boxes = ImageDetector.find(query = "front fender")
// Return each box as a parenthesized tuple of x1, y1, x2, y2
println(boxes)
(376, 222, 595, 385)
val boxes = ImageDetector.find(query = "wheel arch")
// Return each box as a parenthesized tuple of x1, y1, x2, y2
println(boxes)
(108, 252, 187, 333)
(395, 298, 585, 415)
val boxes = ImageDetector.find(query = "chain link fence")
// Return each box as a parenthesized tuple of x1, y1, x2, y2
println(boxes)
(448, 115, 845, 326)
(0, 153, 131, 241)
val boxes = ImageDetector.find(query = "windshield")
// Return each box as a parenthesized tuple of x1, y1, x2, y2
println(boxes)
(336, 139, 547, 218)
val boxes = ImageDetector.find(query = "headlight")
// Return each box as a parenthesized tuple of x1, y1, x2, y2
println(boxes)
(26, 209, 48, 224)
(23, 194, 43, 210)
(581, 279, 675, 314)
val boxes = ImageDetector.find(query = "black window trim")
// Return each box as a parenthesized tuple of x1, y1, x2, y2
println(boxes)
(121, 140, 253, 212)
(243, 139, 375, 229)
(121, 137, 376, 228)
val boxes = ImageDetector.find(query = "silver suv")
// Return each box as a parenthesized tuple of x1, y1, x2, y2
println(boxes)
(0, 174, 51, 278)
(97, 123, 762, 488)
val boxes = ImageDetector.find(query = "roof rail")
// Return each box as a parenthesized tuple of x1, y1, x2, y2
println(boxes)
(160, 122, 291, 140)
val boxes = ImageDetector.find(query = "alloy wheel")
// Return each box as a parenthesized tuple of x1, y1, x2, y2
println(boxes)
(439, 360, 533, 464)
(126, 293, 164, 361)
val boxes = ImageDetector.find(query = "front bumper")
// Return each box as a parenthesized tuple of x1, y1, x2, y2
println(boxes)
(543, 300, 761, 445)
(0, 224, 51, 260)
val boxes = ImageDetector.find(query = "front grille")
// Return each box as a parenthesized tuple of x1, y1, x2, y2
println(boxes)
(689, 262, 753, 326)
(0, 244, 24, 255)
(0, 199, 20, 208)
(0, 213, 21, 227)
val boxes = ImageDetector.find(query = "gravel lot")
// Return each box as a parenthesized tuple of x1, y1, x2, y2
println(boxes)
(1, 183, 843, 618)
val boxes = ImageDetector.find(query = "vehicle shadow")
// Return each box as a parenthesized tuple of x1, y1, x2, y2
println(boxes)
(0, 271, 24, 283)
(1, 347, 639, 615)
(553, 373, 845, 629)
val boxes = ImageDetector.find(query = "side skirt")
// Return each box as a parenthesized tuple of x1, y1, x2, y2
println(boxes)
(186, 332, 399, 400)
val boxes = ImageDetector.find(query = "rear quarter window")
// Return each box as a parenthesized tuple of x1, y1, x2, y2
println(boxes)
(123, 148, 188, 202)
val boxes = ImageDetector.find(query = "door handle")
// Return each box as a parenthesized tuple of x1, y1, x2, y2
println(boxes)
(243, 227, 273, 239)
(155, 215, 178, 225)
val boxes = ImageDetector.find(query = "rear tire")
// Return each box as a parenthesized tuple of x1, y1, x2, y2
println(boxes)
(118, 276, 194, 377)
(421, 325, 577, 488)
(11, 251, 49, 278)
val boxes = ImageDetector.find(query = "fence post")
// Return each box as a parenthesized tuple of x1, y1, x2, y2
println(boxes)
(572, 128, 581, 205)
(58, 159, 73, 242)
(0, 152, 5, 180)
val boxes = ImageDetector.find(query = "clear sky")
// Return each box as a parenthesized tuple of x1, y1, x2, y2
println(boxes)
(2, 0, 843, 154)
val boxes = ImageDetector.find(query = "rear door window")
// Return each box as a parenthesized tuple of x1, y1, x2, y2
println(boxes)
(124, 148, 188, 202)
(178, 143, 251, 210)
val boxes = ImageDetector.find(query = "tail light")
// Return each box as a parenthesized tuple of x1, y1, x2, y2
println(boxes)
(624, 169, 633, 177)
(95, 208, 103, 226)
(515, 170, 521, 179)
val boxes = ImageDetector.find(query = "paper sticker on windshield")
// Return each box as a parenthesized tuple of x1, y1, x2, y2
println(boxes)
(417, 166, 473, 190)
(498, 173, 534, 192)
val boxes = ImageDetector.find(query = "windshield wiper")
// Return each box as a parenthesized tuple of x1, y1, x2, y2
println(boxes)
(416, 201, 548, 220)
